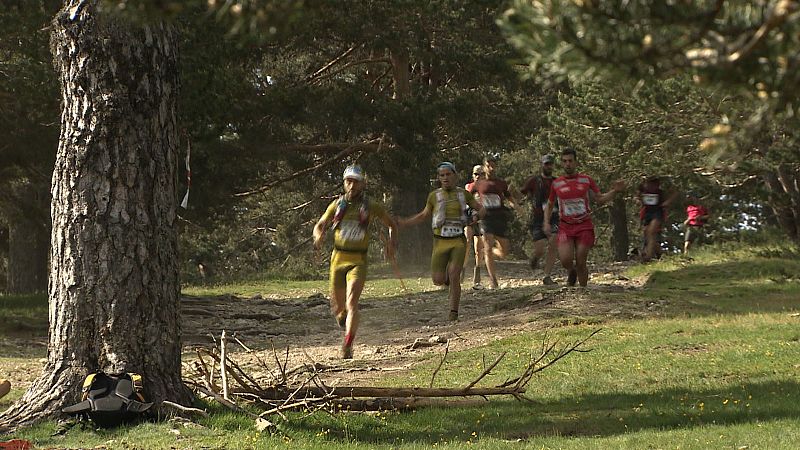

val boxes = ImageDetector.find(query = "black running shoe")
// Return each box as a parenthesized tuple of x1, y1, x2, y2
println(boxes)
(567, 269, 578, 287)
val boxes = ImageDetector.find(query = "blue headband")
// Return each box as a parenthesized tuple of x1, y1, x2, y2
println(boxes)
(437, 162, 456, 173)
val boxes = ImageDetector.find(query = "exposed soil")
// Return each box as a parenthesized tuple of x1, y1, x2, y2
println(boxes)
(2, 260, 654, 397)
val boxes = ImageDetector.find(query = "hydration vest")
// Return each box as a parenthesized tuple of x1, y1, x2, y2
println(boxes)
(62, 372, 153, 427)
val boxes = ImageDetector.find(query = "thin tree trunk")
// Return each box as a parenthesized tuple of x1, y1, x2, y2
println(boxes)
(764, 169, 799, 241)
(390, 45, 411, 100)
(608, 196, 629, 261)
(7, 215, 48, 294)
(1, 0, 190, 428)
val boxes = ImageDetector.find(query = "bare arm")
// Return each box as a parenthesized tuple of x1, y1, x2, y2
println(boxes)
(397, 204, 432, 228)
(542, 199, 554, 235)
(380, 214, 399, 258)
(595, 179, 625, 205)
(312, 216, 330, 250)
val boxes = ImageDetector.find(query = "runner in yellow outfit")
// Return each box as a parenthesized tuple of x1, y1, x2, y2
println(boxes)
(399, 162, 484, 321)
(313, 165, 397, 359)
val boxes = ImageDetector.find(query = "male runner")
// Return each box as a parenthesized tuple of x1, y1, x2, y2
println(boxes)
(637, 176, 677, 262)
(543, 148, 624, 287)
(399, 162, 484, 321)
(464, 164, 485, 289)
(313, 165, 397, 359)
(471, 155, 515, 289)
(520, 154, 559, 285)
(683, 192, 710, 255)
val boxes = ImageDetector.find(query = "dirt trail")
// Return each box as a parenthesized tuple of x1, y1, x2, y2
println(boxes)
(1, 261, 652, 394)
(181, 260, 650, 384)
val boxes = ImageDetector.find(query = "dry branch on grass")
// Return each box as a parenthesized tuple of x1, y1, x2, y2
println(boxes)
(183, 330, 600, 430)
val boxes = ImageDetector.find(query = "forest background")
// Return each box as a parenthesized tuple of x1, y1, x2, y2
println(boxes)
(1, 0, 798, 291)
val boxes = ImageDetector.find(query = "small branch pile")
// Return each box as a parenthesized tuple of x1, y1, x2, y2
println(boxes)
(182, 329, 600, 431)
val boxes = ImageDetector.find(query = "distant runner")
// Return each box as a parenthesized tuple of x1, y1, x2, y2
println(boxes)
(637, 176, 678, 262)
(464, 164, 486, 289)
(471, 155, 516, 289)
(520, 154, 559, 285)
(313, 165, 398, 359)
(543, 148, 624, 287)
(399, 162, 484, 321)
(683, 192, 710, 256)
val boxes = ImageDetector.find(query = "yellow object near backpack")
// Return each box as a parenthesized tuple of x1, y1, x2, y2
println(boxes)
(62, 372, 152, 427)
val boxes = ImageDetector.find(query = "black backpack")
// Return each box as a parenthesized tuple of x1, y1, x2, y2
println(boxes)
(62, 372, 153, 427)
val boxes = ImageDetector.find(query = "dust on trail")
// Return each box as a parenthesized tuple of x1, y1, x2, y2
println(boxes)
(2, 260, 653, 394)
(181, 260, 651, 385)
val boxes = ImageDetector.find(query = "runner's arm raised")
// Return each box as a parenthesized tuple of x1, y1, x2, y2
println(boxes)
(397, 204, 433, 228)
(594, 179, 626, 205)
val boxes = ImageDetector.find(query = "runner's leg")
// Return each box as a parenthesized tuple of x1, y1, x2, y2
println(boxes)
(543, 233, 558, 277)
(575, 243, 591, 287)
(483, 233, 500, 287)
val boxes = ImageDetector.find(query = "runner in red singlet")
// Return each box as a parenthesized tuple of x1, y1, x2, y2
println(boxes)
(543, 148, 624, 287)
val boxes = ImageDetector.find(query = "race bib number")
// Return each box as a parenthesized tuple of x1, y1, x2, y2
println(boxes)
(561, 198, 587, 217)
(440, 221, 464, 237)
(482, 193, 502, 209)
(339, 221, 365, 242)
(642, 193, 659, 206)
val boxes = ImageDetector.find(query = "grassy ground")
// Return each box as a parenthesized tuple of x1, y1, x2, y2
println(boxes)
(3, 240, 800, 449)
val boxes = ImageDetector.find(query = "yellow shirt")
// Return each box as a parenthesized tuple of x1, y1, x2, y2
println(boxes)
(425, 188, 476, 237)
(320, 197, 389, 252)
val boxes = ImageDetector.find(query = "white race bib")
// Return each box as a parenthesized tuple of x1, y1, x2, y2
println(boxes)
(561, 198, 587, 217)
(440, 220, 464, 237)
(642, 193, 659, 206)
(339, 220, 365, 242)
(482, 193, 502, 209)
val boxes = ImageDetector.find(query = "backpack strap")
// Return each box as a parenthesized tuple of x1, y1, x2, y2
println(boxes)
(432, 188, 469, 229)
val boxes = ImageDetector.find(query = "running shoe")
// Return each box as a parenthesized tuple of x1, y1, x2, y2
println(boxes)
(542, 276, 557, 286)
(567, 269, 578, 287)
(472, 283, 485, 290)
(448, 310, 459, 321)
(341, 343, 353, 359)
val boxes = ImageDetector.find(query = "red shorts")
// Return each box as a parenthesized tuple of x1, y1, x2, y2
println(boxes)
(557, 221, 596, 248)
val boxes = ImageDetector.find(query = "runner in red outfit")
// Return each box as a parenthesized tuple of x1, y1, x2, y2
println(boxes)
(543, 148, 624, 287)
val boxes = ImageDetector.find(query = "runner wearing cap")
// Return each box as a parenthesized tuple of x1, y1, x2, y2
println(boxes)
(543, 148, 624, 287)
(399, 162, 484, 321)
(471, 154, 516, 289)
(464, 164, 486, 289)
(520, 154, 559, 285)
(313, 165, 398, 359)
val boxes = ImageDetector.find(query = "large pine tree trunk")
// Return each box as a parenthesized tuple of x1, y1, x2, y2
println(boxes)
(608, 196, 629, 261)
(0, 0, 191, 427)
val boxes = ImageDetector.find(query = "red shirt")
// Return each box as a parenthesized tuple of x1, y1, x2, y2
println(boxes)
(473, 178, 510, 212)
(686, 204, 708, 226)
(548, 174, 600, 226)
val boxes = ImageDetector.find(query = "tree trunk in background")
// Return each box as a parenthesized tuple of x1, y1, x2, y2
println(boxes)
(608, 196, 629, 261)
(7, 215, 48, 294)
(4, 181, 50, 294)
(390, 46, 411, 100)
(764, 166, 799, 242)
(394, 186, 431, 265)
(0, 0, 190, 428)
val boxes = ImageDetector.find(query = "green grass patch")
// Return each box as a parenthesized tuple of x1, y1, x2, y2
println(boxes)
(6, 239, 800, 448)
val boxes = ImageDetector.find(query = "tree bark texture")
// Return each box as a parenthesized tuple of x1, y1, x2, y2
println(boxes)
(608, 196, 629, 261)
(764, 166, 799, 241)
(1, 0, 191, 427)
